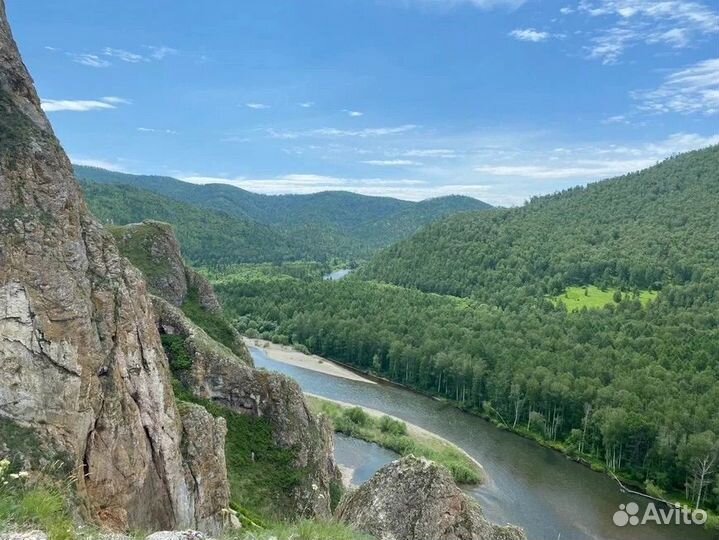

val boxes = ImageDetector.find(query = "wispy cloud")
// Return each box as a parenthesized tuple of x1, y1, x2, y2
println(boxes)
(299, 102, 315, 108)
(267, 124, 418, 139)
(362, 159, 421, 166)
(475, 132, 719, 180)
(601, 114, 629, 124)
(70, 157, 128, 172)
(245, 102, 271, 110)
(61, 45, 177, 67)
(344, 109, 364, 117)
(578, 0, 719, 63)
(145, 45, 178, 60)
(138, 127, 179, 135)
(509, 28, 552, 42)
(103, 47, 147, 63)
(632, 58, 719, 115)
(41, 96, 131, 112)
(68, 53, 111, 68)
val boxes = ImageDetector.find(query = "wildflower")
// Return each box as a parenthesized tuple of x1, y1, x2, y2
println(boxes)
(17, 471, 29, 478)
(9, 473, 19, 479)
(311, 483, 319, 491)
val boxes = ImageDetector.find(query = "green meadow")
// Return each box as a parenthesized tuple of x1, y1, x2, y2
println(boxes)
(554, 285, 658, 312)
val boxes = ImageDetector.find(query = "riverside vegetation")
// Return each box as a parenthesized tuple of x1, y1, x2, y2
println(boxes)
(307, 397, 484, 485)
(212, 146, 719, 528)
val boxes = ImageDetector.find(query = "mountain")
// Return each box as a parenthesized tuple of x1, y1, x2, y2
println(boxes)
(361, 146, 719, 301)
(81, 180, 303, 264)
(76, 165, 491, 263)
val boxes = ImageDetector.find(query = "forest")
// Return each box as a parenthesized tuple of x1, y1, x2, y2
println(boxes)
(211, 147, 719, 518)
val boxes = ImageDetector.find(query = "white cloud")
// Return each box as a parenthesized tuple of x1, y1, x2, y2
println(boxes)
(146, 45, 178, 60)
(70, 157, 128, 172)
(267, 124, 418, 139)
(345, 110, 364, 117)
(362, 159, 421, 166)
(509, 28, 551, 42)
(181, 172, 489, 201)
(579, 0, 719, 63)
(601, 114, 629, 124)
(40, 96, 130, 112)
(475, 132, 719, 180)
(402, 148, 459, 158)
(299, 102, 315, 108)
(69, 53, 111, 68)
(560, 6, 575, 14)
(245, 102, 271, 110)
(138, 127, 179, 135)
(632, 58, 719, 115)
(103, 47, 147, 63)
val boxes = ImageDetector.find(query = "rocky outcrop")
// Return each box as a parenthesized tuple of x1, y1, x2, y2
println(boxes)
(154, 297, 340, 518)
(336, 456, 526, 540)
(0, 2, 227, 532)
(111, 221, 249, 363)
(110, 221, 220, 312)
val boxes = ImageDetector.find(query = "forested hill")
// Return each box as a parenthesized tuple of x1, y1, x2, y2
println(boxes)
(361, 146, 719, 302)
(76, 165, 490, 263)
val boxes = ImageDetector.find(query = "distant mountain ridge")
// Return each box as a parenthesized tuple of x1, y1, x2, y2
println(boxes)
(76, 165, 491, 264)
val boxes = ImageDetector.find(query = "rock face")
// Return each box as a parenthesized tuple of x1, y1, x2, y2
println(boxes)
(110, 221, 220, 312)
(154, 297, 340, 517)
(111, 221, 250, 363)
(0, 2, 227, 533)
(336, 456, 526, 540)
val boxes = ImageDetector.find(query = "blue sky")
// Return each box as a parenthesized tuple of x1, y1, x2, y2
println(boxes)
(8, 0, 719, 205)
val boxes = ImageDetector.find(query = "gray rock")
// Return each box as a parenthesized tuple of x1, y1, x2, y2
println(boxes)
(336, 456, 526, 540)
(154, 297, 341, 518)
(1, 532, 48, 540)
(145, 532, 208, 540)
(0, 2, 225, 533)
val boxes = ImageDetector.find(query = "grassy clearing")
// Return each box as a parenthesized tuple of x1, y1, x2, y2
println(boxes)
(308, 396, 483, 485)
(553, 285, 658, 312)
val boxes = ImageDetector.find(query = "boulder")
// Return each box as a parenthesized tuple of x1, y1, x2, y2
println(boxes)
(336, 456, 526, 540)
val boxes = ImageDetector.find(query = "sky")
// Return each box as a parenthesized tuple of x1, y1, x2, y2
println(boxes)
(8, 0, 719, 206)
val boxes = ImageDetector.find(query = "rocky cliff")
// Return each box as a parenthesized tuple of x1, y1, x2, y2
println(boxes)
(337, 456, 526, 540)
(111, 219, 341, 518)
(0, 2, 228, 533)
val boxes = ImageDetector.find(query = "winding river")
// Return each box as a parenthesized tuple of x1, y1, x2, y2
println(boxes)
(250, 346, 714, 540)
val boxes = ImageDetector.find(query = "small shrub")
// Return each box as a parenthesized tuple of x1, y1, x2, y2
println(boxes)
(343, 407, 370, 427)
(378, 415, 408, 436)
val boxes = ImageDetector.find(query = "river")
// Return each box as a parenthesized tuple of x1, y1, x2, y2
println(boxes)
(250, 346, 714, 540)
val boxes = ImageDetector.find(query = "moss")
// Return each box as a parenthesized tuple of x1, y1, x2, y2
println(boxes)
(109, 223, 172, 281)
(181, 285, 242, 356)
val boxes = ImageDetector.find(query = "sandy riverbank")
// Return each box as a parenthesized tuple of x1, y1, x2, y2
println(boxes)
(243, 337, 376, 384)
(305, 393, 487, 481)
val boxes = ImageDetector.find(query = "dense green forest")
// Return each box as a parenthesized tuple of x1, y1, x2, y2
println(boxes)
(83, 181, 307, 264)
(76, 165, 489, 263)
(210, 147, 719, 517)
(361, 146, 719, 304)
(215, 266, 719, 516)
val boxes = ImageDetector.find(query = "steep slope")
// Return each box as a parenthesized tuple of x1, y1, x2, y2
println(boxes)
(76, 166, 491, 262)
(0, 2, 227, 532)
(111, 221, 342, 518)
(361, 146, 719, 300)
